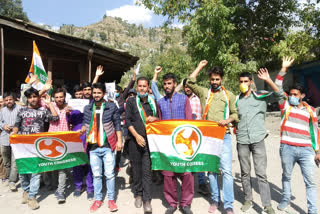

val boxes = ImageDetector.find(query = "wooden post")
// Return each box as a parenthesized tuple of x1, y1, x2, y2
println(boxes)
(47, 57, 53, 80)
(88, 48, 94, 82)
(0, 27, 4, 96)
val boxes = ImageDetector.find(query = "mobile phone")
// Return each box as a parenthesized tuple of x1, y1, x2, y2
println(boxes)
(316, 159, 320, 168)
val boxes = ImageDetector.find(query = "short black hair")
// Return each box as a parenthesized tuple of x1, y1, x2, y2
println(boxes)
(81, 81, 92, 89)
(24, 87, 39, 98)
(289, 83, 305, 94)
(92, 82, 106, 93)
(3, 92, 16, 99)
(239, 72, 252, 80)
(73, 84, 83, 93)
(53, 88, 66, 97)
(116, 85, 122, 92)
(137, 76, 150, 86)
(208, 66, 224, 78)
(163, 73, 177, 83)
(182, 79, 188, 87)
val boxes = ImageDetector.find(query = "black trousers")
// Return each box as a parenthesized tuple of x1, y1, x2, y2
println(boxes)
(128, 138, 152, 201)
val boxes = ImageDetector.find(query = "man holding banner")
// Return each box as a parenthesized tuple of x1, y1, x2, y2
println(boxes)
(186, 61, 238, 214)
(157, 73, 194, 214)
(11, 87, 59, 210)
(40, 87, 71, 203)
(125, 76, 158, 213)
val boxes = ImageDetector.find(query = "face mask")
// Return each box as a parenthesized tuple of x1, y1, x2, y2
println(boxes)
(288, 96, 300, 106)
(137, 92, 148, 98)
(240, 83, 249, 93)
(115, 93, 120, 98)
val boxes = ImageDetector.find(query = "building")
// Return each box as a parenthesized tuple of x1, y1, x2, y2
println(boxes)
(0, 15, 139, 95)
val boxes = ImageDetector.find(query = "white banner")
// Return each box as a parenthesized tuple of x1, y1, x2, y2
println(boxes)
(68, 99, 89, 113)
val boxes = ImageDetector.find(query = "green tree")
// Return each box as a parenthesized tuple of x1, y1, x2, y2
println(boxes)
(99, 32, 107, 41)
(271, 31, 319, 64)
(0, 0, 29, 21)
(140, 0, 300, 92)
(59, 24, 76, 35)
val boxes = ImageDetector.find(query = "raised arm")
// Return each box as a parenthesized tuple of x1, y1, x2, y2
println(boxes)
(21, 73, 38, 105)
(275, 56, 295, 109)
(122, 68, 137, 101)
(39, 80, 53, 97)
(151, 66, 163, 102)
(42, 94, 59, 121)
(92, 65, 104, 84)
(257, 68, 279, 92)
(152, 66, 162, 82)
(189, 60, 208, 79)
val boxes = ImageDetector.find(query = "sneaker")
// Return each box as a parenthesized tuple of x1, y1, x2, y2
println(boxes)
(55, 191, 66, 203)
(21, 191, 28, 204)
(198, 183, 210, 195)
(28, 197, 40, 210)
(263, 206, 275, 214)
(240, 200, 253, 212)
(277, 201, 290, 211)
(87, 191, 94, 201)
(180, 205, 193, 214)
(90, 200, 103, 212)
(208, 201, 218, 213)
(225, 208, 234, 214)
(165, 206, 177, 214)
(143, 201, 152, 213)
(9, 182, 17, 191)
(73, 189, 81, 197)
(108, 200, 118, 212)
(134, 196, 142, 208)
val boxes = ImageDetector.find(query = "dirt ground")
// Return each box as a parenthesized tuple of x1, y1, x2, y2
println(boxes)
(0, 113, 319, 214)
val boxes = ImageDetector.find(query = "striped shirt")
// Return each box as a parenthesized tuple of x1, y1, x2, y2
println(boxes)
(40, 100, 69, 132)
(188, 93, 202, 120)
(275, 71, 318, 147)
(0, 104, 22, 146)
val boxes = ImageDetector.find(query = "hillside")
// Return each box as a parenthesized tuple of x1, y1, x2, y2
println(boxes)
(56, 16, 186, 61)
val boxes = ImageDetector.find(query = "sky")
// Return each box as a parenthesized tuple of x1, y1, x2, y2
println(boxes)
(21, 0, 171, 28)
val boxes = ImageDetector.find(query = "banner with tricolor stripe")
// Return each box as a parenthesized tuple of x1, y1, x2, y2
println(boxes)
(25, 41, 49, 90)
(9, 132, 89, 174)
(146, 120, 226, 173)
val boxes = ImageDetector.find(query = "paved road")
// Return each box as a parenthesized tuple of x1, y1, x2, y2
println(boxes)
(0, 115, 319, 214)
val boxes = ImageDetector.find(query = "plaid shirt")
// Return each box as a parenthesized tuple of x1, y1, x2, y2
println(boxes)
(189, 93, 202, 120)
(40, 100, 69, 132)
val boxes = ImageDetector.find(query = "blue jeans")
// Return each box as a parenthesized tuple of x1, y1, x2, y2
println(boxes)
(90, 147, 115, 201)
(19, 173, 41, 198)
(208, 134, 234, 209)
(280, 144, 317, 214)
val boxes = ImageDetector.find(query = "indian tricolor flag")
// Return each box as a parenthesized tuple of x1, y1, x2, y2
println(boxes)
(25, 41, 48, 90)
(9, 132, 89, 174)
(146, 120, 226, 173)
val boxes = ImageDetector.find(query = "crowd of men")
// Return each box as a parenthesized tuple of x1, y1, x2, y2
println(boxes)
(0, 56, 319, 214)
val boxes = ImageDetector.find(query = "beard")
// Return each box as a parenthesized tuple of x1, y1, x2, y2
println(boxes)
(211, 83, 221, 90)
(94, 97, 104, 103)
(165, 87, 175, 96)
